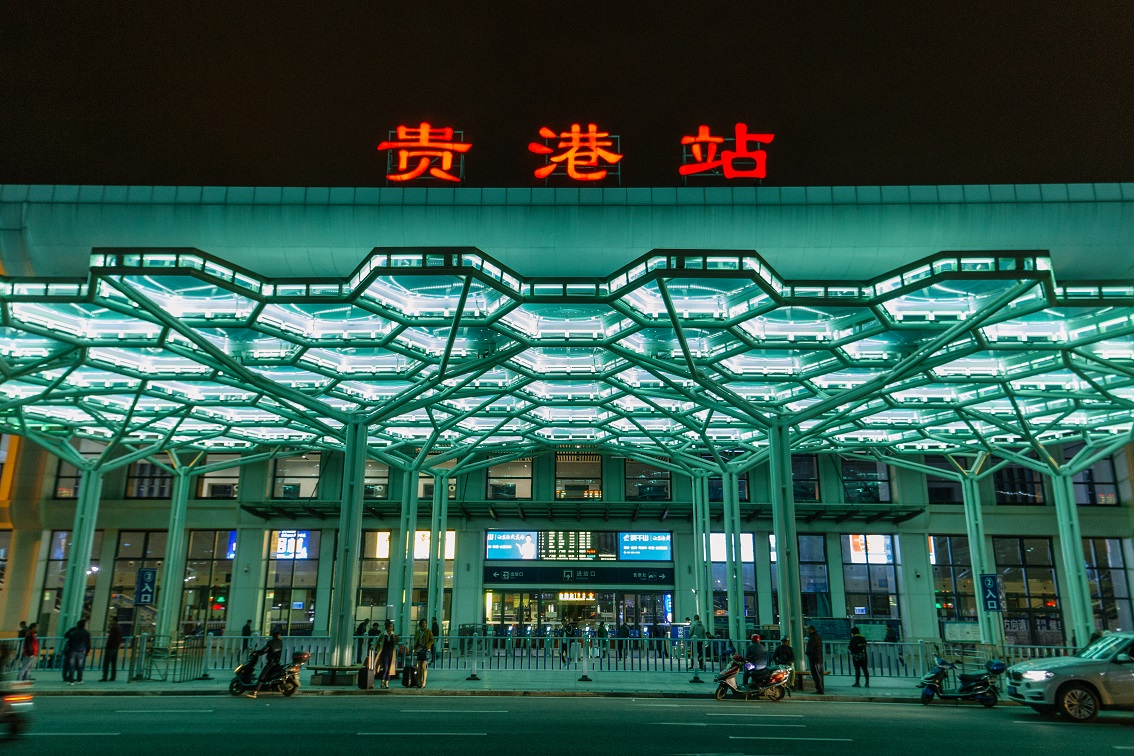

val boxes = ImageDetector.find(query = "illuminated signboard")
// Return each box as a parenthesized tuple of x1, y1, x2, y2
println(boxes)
(539, 530, 618, 561)
(274, 530, 310, 559)
(413, 530, 457, 561)
(486, 531, 539, 560)
(846, 534, 894, 565)
(559, 592, 596, 602)
(680, 123, 774, 179)
(528, 123, 624, 182)
(377, 122, 471, 183)
(618, 532, 673, 561)
(225, 530, 237, 560)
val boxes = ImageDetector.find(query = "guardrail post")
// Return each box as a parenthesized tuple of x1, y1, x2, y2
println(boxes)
(200, 633, 214, 680)
(466, 631, 480, 681)
(578, 637, 592, 682)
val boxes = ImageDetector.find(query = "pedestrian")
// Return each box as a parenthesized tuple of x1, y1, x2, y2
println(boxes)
(375, 620, 398, 689)
(244, 628, 283, 699)
(849, 626, 869, 688)
(689, 614, 706, 669)
(17, 622, 37, 681)
(805, 624, 825, 695)
(62, 618, 91, 685)
(883, 625, 898, 644)
(100, 618, 123, 682)
(772, 636, 795, 665)
(354, 618, 369, 663)
(368, 621, 381, 654)
(597, 620, 609, 658)
(743, 633, 768, 687)
(241, 619, 253, 652)
(617, 621, 630, 661)
(413, 618, 434, 689)
(10, 621, 27, 672)
(431, 617, 440, 664)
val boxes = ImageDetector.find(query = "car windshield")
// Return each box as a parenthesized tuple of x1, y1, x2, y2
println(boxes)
(1077, 635, 1131, 660)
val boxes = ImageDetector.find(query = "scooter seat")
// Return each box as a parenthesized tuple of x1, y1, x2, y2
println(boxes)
(957, 672, 987, 683)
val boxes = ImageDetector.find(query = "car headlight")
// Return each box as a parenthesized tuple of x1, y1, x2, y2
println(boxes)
(1022, 670, 1054, 681)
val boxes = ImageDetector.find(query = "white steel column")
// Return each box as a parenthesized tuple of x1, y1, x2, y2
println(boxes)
(58, 467, 103, 633)
(722, 470, 746, 643)
(1052, 472, 1094, 647)
(396, 467, 422, 639)
(768, 424, 802, 660)
(689, 473, 707, 624)
(960, 475, 999, 645)
(426, 472, 447, 628)
(154, 468, 191, 642)
(329, 420, 368, 664)
(698, 475, 716, 637)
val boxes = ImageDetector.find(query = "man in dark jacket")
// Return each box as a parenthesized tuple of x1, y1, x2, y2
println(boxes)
(743, 633, 768, 687)
(245, 629, 283, 698)
(772, 636, 795, 665)
(100, 619, 124, 681)
(63, 619, 92, 684)
(805, 624, 824, 694)
(242, 619, 254, 652)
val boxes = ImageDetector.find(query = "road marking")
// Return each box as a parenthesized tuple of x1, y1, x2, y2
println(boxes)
(705, 713, 805, 718)
(398, 709, 508, 713)
(27, 732, 121, 737)
(730, 736, 853, 742)
(1011, 720, 1073, 725)
(358, 732, 488, 736)
(114, 709, 215, 714)
(660, 722, 805, 728)
(1114, 748, 1134, 751)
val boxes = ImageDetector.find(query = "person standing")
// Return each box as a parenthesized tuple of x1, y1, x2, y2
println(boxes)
(616, 620, 630, 661)
(596, 621, 609, 658)
(849, 626, 869, 688)
(805, 624, 825, 695)
(17, 622, 37, 681)
(772, 636, 795, 666)
(689, 615, 706, 669)
(413, 618, 434, 689)
(431, 617, 440, 664)
(367, 621, 381, 656)
(100, 619, 123, 682)
(241, 619, 253, 652)
(375, 620, 399, 689)
(62, 619, 91, 685)
(354, 618, 369, 663)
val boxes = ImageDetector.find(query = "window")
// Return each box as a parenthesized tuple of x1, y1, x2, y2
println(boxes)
(625, 460, 671, 501)
(272, 453, 321, 499)
(993, 463, 1045, 505)
(182, 530, 236, 635)
(358, 531, 392, 618)
(924, 456, 963, 504)
(841, 459, 892, 504)
(486, 458, 532, 500)
(108, 531, 167, 636)
(928, 535, 976, 629)
(264, 529, 321, 635)
(709, 532, 756, 621)
(419, 458, 456, 500)
(792, 455, 820, 503)
(555, 453, 602, 500)
(364, 460, 390, 500)
(410, 530, 457, 624)
(1067, 444, 1120, 506)
(0, 435, 8, 488)
(53, 439, 105, 499)
(841, 534, 900, 618)
(1083, 538, 1132, 633)
(38, 530, 103, 635)
(196, 454, 240, 499)
(0, 529, 10, 589)
(125, 461, 174, 499)
(993, 537, 1062, 645)
(770, 533, 831, 620)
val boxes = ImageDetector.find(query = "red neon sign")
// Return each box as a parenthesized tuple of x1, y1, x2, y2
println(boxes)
(528, 123, 623, 181)
(679, 123, 774, 179)
(377, 122, 471, 183)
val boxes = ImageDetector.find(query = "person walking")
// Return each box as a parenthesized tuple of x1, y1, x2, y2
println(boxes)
(375, 620, 399, 689)
(17, 622, 37, 681)
(62, 619, 91, 685)
(849, 626, 869, 688)
(689, 614, 706, 669)
(100, 618, 123, 681)
(413, 618, 434, 689)
(805, 624, 825, 695)
(431, 617, 440, 664)
(241, 619, 253, 652)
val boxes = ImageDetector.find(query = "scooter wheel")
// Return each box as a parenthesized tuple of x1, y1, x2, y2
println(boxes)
(715, 684, 728, 701)
(920, 689, 934, 705)
(979, 692, 997, 708)
(282, 681, 299, 697)
(229, 679, 244, 696)
(765, 686, 786, 702)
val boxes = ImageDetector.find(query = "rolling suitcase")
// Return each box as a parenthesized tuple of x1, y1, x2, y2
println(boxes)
(358, 652, 375, 690)
(401, 664, 417, 687)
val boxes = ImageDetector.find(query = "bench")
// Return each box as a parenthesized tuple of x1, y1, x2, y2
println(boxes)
(307, 665, 363, 686)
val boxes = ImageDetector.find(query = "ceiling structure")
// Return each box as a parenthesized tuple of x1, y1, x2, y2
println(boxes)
(1, 246, 1131, 511)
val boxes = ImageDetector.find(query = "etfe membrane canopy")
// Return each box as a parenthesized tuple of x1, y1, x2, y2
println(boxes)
(0, 247, 1132, 472)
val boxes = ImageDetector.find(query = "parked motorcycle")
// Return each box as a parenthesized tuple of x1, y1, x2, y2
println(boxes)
(917, 655, 1006, 707)
(1, 683, 34, 739)
(229, 650, 308, 697)
(714, 654, 793, 701)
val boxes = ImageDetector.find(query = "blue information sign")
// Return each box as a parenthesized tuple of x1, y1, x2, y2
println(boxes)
(980, 574, 1003, 612)
(618, 532, 673, 561)
(135, 567, 157, 606)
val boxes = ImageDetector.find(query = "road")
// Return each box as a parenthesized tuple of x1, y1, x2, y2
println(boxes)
(6, 694, 1133, 755)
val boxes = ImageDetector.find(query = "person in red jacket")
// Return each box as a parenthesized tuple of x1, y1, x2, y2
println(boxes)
(17, 623, 38, 681)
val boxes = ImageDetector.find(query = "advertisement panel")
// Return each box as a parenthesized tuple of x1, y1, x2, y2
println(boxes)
(618, 532, 673, 561)
(486, 531, 539, 560)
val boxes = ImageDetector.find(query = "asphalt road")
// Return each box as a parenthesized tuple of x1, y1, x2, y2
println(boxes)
(6, 694, 1134, 755)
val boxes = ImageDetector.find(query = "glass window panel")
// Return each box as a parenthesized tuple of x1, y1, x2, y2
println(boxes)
(1022, 539, 1053, 566)
(117, 532, 146, 559)
(799, 534, 826, 562)
(843, 564, 869, 592)
(799, 563, 829, 593)
(869, 564, 896, 592)
(994, 538, 1022, 565)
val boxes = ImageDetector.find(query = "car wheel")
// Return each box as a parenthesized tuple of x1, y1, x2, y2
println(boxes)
(1058, 683, 1100, 722)
(715, 684, 727, 701)
(765, 686, 786, 702)
(228, 679, 243, 696)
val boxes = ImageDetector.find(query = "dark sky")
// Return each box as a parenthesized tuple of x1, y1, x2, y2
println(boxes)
(2, 2, 1133, 187)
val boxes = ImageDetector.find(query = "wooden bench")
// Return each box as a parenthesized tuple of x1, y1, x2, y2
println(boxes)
(307, 665, 362, 686)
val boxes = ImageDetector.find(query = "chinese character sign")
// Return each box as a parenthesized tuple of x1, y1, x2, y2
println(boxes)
(528, 123, 623, 181)
(680, 123, 774, 179)
(377, 122, 471, 183)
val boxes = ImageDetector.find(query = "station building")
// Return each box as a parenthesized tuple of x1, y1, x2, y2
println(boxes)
(0, 182, 1131, 659)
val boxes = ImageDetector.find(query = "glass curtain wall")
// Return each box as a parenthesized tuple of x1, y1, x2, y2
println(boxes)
(196, 454, 240, 499)
(841, 459, 892, 504)
(993, 463, 1046, 505)
(555, 453, 602, 499)
(125, 462, 174, 499)
(486, 458, 533, 499)
(1083, 538, 1132, 632)
(841, 534, 900, 618)
(272, 453, 321, 499)
(924, 456, 963, 504)
(928, 535, 976, 631)
(709, 533, 756, 622)
(182, 530, 236, 635)
(993, 537, 1062, 645)
(38, 530, 103, 635)
(624, 460, 671, 501)
(108, 531, 167, 635)
(770, 533, 831, 620)
(263, 530, 321, 635)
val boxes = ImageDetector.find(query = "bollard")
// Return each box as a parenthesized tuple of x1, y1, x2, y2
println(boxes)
(578, 637, 592, 682)
(199, 633, 214, 680)
(466, 632, 480, 681)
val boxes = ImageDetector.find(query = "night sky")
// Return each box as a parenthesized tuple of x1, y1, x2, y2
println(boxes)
(2, 2, 1133, 188)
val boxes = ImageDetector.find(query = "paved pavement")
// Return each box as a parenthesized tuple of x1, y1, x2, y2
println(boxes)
(13, 667, 999, 704)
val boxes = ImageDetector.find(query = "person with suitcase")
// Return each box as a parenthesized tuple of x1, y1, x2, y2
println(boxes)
(413, 618, 434, 689)
(376, 620, 399, 689)
(357, 646, 375, 690)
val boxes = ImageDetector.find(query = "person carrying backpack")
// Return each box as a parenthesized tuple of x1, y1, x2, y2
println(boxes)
(849, 626, 869, 688)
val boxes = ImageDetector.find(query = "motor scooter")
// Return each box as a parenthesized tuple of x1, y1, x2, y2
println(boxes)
(1, 681, 33, 739)
(229, 650, 308, 697)
(917, 655, 1006, 707)
(714, 654, 793, 701)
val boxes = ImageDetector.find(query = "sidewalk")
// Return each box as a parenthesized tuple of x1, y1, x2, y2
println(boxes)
(16, 669, 1003, 704)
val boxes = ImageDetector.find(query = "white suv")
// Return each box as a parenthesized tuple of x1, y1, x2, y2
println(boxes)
(1006, 633, 1134, 722)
